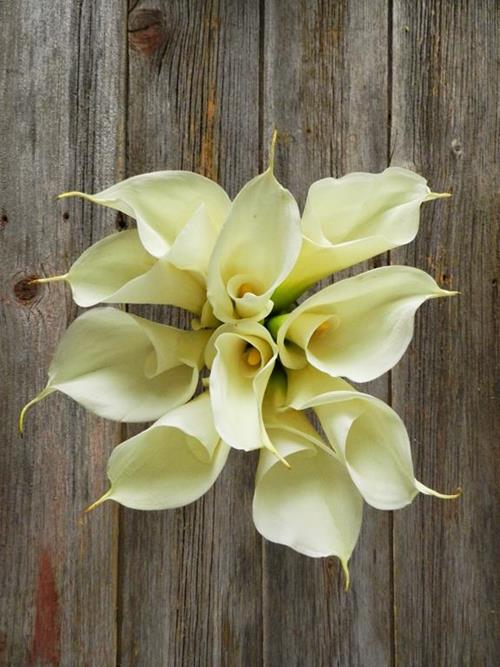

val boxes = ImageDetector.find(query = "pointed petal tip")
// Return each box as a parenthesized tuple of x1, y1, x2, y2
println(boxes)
(83, 488, 113, 514)
(18, 389, 52, 434)
(57, 190, 84, 200)
(416, 480, 462, 500)
(426, 191, 452, 201)
(341, 559, 351, 591)
(438, 485, 462, 500)
(433, 287, 460, 299)
(269, 444, 291, 469)
(29, 274, 68, 285)
(268, 129, 278, 172)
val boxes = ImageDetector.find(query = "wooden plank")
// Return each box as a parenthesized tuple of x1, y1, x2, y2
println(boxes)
(0, 1, 126, 664)
(262, 2, 393, 665)
(118, 2, 263, 665)
(390, 1, 499, 664)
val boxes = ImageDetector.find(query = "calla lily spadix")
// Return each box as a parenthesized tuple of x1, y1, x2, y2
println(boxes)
(23, 132, 460, 586)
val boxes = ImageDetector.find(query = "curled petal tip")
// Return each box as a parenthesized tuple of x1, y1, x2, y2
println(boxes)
(57, 190, 86, 200)
(269, 445, 291, 469)
(83, 489, 113, 514)
(18, 389, 52, 434)
(416, 480, 462, 500)
(341, 560, 351, 591)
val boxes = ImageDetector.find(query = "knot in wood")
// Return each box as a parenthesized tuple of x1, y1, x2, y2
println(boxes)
(128, 9, 166, 56)
(14, 275, 39, 303)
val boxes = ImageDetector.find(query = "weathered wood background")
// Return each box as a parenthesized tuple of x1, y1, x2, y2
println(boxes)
(1, 1, 498, 665)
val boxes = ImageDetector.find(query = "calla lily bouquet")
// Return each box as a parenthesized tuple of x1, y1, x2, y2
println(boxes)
(22, 134, 459, 585)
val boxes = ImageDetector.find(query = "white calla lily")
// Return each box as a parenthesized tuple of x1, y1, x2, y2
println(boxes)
(253, 409, 362, 584)
(285, 365, 353, 408)
(35, 229, 206, 312)
(273, 167, 450, 307)
(59, 171, 231, 258)
(207, 167, 301, 323)
(87, 393, 230, 511)
(206, 321, 277, 452)
(273, 265, 456, 382)
(24, 150, 459, 576)
(19, 307, 209, 429)
(290, 372, 459, 510)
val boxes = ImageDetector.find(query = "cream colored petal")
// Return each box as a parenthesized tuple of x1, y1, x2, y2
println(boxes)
(167, 204, 220, 279)
(298, 389, 458, 510)
(61, 229, 205, 312)
(253, 427, 362, 578)
(26, 307, 209, 423)
(276, 266, 456, 382)
(207, 170, 301, 322)
(285, 365, 353, 409)
(207, 322, 277, 451)
(273, 167, 450, 307)
(60, 171, 231, 258)
(98, 393, 230, 510)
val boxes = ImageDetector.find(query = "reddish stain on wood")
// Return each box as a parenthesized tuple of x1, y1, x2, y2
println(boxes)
(29, 550, 60, 666)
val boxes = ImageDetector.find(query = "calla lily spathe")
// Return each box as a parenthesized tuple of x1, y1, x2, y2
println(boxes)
(23, 138, 458, 586)
(20, 307, 209, 427)
(273, 265, 455, 382)
(207, 168, 302, 322)
(286, 366, 459, 510)
(205, 321, 278, 452)
(88, 392, 230, 511)
(273, 167, 450, 308)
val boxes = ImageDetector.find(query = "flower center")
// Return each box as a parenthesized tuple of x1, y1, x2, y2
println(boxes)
(238, 282, 256, 297)
(313, 320, 331, 338)
(243, 346, 261, 367)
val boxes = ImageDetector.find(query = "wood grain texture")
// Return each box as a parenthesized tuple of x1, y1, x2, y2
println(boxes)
(0, 1, 126, 665)
(1, 1, 498, 665)
(262, 2, 393, 665)
(118, 2, 263, 665)
(390, 1, 499, 665)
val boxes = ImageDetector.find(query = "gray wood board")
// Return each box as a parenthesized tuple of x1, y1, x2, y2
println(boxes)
(262, 1, 393, 666)
(390, 1, 499, 665)
(119, 1, 263, 666)
(0, 1, 126, 665)
(0, 0, 498, 665)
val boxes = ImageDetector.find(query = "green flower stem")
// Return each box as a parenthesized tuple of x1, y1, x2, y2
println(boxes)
(266, 313, 289, 340)
(272, 281, 309, 312)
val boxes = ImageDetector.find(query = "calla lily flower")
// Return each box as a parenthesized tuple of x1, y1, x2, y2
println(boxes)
(35, 171, 230, 313)
(87, 393, 230, 511)
(273, 167, 450, 308)
(207, 163, 301, 323)
(272, 265, 456, 382)
(20, 307, 209, 428)
(24, 138, 458, 583)
(254, 403, 362, 585)
(205, 321, 278, 452)
(39, 229, 207, 312)
(286, 366, 459, 510)
(59, 171, 231, 258)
